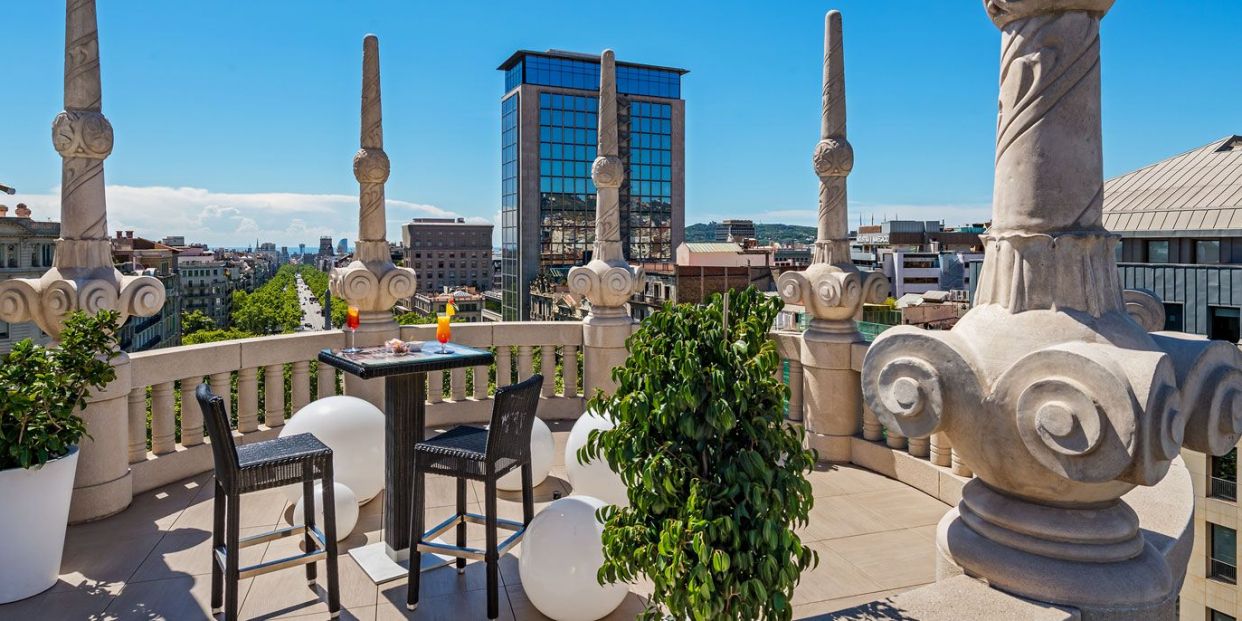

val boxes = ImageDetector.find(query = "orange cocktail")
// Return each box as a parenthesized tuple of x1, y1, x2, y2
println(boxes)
(343, 306, 361, 352)
(435, 315, 451, 353)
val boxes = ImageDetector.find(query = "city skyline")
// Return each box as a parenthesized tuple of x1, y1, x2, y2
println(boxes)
(2, 2, 1241, 248)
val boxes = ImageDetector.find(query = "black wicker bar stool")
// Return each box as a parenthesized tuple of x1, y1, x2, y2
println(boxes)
(406, 374, 543, 619)
(195, 384, 341, 621)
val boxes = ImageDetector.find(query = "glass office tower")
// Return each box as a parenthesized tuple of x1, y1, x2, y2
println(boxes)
(497, 50, 687, 321)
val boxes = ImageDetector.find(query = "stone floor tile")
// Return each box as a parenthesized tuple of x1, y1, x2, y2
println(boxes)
(104, 573, 252, 620)
(129, 525, 269, 583)
(792, 542, 884, 606)
(0, 585, 116, 620)
(54, 530, 165, 596)
(239, 546, 378, 619)
(376, 583, 517, 620)
(67, 473, 209, 546)
(174, 486, 290, 532)
(844, 488, 951, 529)
(819, 528, 940, 590)
(798, 496, 900, 543)
(792, 587, 913, 619)
(505, 584, 646, 621)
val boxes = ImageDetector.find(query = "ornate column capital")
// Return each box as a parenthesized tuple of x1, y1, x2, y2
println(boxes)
(330, 34, 415, 315)
(0, 0, 164, 339)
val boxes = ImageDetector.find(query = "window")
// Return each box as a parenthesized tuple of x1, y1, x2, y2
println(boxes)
(0, 320, 8, 339)
(1212, 609, 1237, 621)
(1210, 306, 1241, 343)
(1211, 523, 1237, 584)
(1213, 449, 1237, 501)
(1146, 240, 1170, 263)
(1162, 302, 1184, 332)
(1197, 239, 1222, 264)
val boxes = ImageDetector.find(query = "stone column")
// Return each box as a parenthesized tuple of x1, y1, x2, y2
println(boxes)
(569, 50, 643, 398)
(0, 0, 165, 522)
(328, 35, 416, 406)
(862, 2, 1242, 616)
(777, 11, 887, 462)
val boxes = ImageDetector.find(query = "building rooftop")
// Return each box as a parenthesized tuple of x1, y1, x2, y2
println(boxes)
(1103, 135, 1242, 234)
(496, 49, 689, 75)
(682, 242, 744, 254)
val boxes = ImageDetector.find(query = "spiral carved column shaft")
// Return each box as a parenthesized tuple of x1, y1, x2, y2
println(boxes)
(860, 2, 1242, 617)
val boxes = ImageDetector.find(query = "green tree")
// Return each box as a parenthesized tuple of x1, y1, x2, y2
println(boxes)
(581, 288, 817, 621)
(184, 328, 256, 345)
(181, 310, 216, 335)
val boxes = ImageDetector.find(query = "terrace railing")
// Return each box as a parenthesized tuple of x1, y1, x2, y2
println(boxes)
(125, 321, 588, 495)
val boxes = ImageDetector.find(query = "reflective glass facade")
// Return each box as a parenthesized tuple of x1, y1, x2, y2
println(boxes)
(500, 94, 520, 320)
(539, 93, 598, 268)
(624, 101, 673, 261)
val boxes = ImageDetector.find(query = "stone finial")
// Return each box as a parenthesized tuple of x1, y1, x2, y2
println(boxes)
(862, 2, 1242, 615)
(568, 50, 643, 317)
(329, 34, 416, 317)
(14, 203, 31, 218)
(777, 11, 886, 342)
(0, 0, 164, 339)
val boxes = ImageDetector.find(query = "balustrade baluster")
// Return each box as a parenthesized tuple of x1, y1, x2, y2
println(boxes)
(451, 367, 467, 401)
(496, 346, 512, 387)
(291, 361, 311, 413)
(951, 450, 973, 478)
(540, 344, 556, 397)
(562, 345, 578, 397)
(473, 364, 489, 400)
(887, 429, 907, 450)
(428, 370, 443, 402)
(150, 382, 176, 455)
(317, 362, 336, 399)
(930, 432, 952, 467)
(862, 404, 883, 442)
(908, 435, 930, 458)
(518, 345, 534, 382)
(207, 372, 230, 436)
(180, 376, 205, 446)
(788, 360, 804, 422)
(264, 364, 284, 427)
(237, 367, 259, 433)
(127, 386, 147, 463)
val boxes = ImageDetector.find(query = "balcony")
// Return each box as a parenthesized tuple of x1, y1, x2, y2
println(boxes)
(1211, 477, 1238, 502)
(1211, 558, 1238, 585)
(0, 320, 964, 619)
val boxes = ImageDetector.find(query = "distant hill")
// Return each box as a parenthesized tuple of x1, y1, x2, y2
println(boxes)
(685, 222, 817, 246)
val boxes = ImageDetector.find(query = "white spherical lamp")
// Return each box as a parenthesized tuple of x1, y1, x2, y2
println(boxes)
(281, 396, 385, 504)
(292, 482, 360, 542)
(518, 496, 627, 621)
(565, 410, 628, 507)
(497, 417, 553, 491)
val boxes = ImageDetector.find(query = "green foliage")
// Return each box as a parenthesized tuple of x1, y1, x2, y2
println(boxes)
(684, 222, 817, 246)
(183, 328, 256, 345)
(229, 264, 319, 334)
(181, 309, 216, 335)
(0, 311, 121, 470)
(581, 287, 817, 621)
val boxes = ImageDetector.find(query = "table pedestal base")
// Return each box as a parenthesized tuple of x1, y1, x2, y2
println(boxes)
(349, 539, 455, 584)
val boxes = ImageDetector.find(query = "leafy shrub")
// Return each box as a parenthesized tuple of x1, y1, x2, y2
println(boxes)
(0, 310, 120, 469)
(581, 287, 817, 620)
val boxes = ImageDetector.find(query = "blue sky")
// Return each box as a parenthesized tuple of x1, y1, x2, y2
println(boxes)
(2, 1, 1240, 248)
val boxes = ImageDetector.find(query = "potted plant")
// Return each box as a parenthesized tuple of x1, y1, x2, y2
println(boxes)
(581, 287, 818, 621)
(0, 310, 120, 603)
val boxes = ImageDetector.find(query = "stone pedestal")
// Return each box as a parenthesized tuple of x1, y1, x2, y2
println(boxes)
(582, 309, 631, 399)
(801, 331, 861, 462)
(69, 353, 134, 523)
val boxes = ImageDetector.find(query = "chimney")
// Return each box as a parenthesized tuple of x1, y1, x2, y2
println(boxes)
(14, 203, 31, 218)
(116, 230, 123, 239)
(126, 230, 134, 239)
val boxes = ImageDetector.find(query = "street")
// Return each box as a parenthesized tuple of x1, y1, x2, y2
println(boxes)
(294, 273, 326, 330)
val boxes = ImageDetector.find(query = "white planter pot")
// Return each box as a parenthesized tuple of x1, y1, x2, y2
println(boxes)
(0, 446, 79, 604)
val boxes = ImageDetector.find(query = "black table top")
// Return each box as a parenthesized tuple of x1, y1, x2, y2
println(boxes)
(317, 342, 494, 379)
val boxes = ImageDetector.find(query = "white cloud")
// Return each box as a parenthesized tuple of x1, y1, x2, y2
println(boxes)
(5, 185, 484, 249)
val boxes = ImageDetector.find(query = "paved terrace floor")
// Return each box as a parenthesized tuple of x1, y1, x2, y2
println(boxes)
(1, 422, 950, 620)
